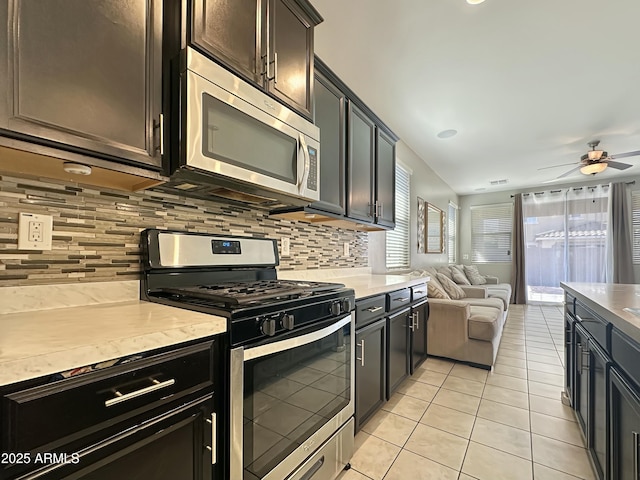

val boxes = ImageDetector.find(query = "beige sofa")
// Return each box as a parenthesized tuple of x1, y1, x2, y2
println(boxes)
(412, 266, 510, 368)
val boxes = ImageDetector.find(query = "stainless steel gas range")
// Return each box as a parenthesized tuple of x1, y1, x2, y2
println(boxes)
(140, 229, 355, 480)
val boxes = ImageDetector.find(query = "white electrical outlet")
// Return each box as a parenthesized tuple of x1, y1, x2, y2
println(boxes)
(18, 213, 53, 250)
(281, 237, 290, 256)
(343, 242, 350, 257)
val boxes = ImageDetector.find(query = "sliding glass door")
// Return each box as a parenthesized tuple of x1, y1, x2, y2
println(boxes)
(523, 186, 608, 304)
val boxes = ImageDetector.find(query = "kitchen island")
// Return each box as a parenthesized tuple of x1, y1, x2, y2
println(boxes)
(561, 282, 640, 480)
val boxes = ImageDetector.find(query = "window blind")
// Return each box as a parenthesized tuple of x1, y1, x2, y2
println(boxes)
(633, 191, 640, 264)
(448, 202, 458, 263)
(471, 203, 513, 263)
(386, 163, 410, 269)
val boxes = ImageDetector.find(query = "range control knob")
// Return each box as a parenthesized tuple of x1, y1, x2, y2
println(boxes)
(281, 313, 295, 330)
(261, 318, 277, 336)
(341, 297, 354, 313)
(330, 302, 342, 316)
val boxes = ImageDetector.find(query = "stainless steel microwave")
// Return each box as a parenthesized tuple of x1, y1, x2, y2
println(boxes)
(165, 48, 320, 206)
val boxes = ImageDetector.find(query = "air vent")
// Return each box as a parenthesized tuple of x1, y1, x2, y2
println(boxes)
(489, 179, 509, 186)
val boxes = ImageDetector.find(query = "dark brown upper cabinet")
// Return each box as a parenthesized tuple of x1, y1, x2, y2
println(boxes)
(191, 0, 322, 120)
(0, 0, 164, 170)
(376, 129, 396, 228)
(347, 102, 376, 224)
(311, 70, 346, 215)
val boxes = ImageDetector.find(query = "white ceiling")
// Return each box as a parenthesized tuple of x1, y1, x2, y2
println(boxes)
(311, 0, 640, 195)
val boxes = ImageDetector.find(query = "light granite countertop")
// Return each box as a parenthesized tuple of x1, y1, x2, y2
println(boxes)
(561, 282, 640, 343)
(278, 268, 430, 299)
(0, 300, 226, 386)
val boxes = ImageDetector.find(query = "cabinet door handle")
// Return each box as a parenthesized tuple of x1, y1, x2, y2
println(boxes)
(633, 431, 639, 480)
(378, 202, 383, 218)
(206, 413, 217, 464)
(154, 114, 164, 156)
(415, 311, 420, 330)
(365, 306, 383, 313)
(409, 312, 415, 331)
(582, 350, 590, 371)
(273, 52, 278, 84)
(105, 378, 175, 407)
(356, 340, 365, 367)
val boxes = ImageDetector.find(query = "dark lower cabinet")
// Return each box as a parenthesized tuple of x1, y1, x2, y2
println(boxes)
(589, 339, 610, 479)
(410, 300, 428, 373)
(387, 308, 410, 398)
(355, 318, 386, 431)
(574, 323, 590, 434)
(609, 367, 640, 480)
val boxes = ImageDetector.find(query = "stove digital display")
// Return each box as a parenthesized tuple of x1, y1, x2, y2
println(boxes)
(212, 240, 241, 254)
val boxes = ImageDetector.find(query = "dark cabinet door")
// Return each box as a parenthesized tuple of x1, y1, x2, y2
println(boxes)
(387, 309, 410, 398)
(355, 318, 386, 431)
(0, 0, 163, 169)
(375, 129, 396, 228)
(609, 367, 640, 480)
(410, 301, 429, 373)
(310, 71, 345, 215)
(267, 0, 314, 118)
(191, 0, 261, 85)
(589, 339, 609, 480)
(347, 102, 375, 223)
(574, 323, 590, 435)
(565, 313, 575, 406)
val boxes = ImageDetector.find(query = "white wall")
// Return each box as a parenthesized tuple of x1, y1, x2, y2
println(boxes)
(459, 174, 640, 284)
(369, 140, 459, 272)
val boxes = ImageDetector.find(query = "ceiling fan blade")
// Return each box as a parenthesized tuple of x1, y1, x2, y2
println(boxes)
(542, 166, 582, 183)
(537, 162, 578, 171)
(610, 150, 640, 160)
(606, 160, 633, 170)
(555, 165, 582, 179)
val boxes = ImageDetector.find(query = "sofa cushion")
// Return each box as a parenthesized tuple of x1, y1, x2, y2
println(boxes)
(451, 265, 471, 285)
(427, 281, 450, 299)
(463, 265, 487, 285)
(468, 306, 502, 342)
(486, 289, 510, 309)
(436, 273, 466, 300)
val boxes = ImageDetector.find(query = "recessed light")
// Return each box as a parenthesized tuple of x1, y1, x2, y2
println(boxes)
(467, 0, 486, 4)
(437, 129, 458, 139)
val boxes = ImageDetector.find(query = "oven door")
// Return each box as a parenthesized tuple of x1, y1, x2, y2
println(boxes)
(230, 314, 354, 480)
(184, 49, 320, 203)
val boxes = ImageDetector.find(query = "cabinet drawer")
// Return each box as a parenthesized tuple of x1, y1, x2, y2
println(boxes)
(356, 295, 387, 329)
(2, 340, 214, 453)
(611, 327, 640, 389)
(387, 288, 411, 313)
(411, 284, 427, 302)
(575, 302, 609, 352)
(565, 293, 575, 317)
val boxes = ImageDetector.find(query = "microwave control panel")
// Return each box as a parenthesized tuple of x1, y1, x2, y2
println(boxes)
(307, 147, 318, 191)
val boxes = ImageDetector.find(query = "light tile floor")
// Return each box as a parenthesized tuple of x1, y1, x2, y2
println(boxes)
(338, 304, 596, 480)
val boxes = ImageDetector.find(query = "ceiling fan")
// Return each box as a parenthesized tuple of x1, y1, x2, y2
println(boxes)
(540, 140, 640, 181)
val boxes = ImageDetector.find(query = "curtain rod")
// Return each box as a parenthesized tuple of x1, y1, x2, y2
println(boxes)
(510, 180, 635, 198)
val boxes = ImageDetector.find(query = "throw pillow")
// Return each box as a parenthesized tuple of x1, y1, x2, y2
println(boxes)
(436, 266, 454, 280)
(464, 265, 487, 285)
(450, 265, 471, 285)
(427, 280, 450, 300)
(436, 273, 466, 300)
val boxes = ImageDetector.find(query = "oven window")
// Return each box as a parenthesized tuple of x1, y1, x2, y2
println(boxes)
(243, 324, 351, 479)
(202, 93, 297, 184)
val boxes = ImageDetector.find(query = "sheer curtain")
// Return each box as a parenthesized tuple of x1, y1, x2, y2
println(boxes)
(522, 191, 567, 303)
(566, 185, 609, 284)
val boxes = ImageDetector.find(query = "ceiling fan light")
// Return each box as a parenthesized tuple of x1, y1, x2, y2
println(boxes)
(587, 150, 605, 161)
(580, 162, 608, 175)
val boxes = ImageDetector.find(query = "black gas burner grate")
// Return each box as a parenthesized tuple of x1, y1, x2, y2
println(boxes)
(157, 280, 344, 306)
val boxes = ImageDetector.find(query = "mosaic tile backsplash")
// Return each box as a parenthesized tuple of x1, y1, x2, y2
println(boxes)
(0, 174, 368, 286)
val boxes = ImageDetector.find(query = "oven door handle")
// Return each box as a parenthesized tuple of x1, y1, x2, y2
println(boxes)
(243, 315, 351, 361)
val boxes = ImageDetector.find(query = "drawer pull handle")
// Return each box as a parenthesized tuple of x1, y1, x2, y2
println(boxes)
(414, 290, 425, 295)
(105, 378, 175, 407)
(395, 297, 410, 302)
(366, 306, 383, 313)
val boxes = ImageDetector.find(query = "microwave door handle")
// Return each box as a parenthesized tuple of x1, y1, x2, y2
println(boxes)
(298, 133, 310, 193)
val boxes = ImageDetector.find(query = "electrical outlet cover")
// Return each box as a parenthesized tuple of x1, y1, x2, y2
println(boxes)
(281, 237, 290, 256)
(18, 212, 53, 250)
